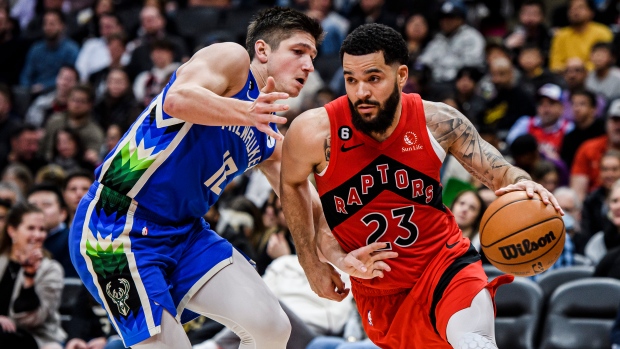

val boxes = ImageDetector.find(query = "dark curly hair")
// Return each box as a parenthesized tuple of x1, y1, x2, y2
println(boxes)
(246, 7, 324, 60)
(340, 24, 409, 66)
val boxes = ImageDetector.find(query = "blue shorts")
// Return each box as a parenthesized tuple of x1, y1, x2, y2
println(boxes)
(69, 182, 233, 347)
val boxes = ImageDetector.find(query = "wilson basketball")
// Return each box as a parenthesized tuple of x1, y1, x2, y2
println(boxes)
(479, 191, 565, 277)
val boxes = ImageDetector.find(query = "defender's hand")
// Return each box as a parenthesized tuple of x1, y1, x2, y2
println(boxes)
(495, 180, 564, 215)
(249, 76, 289, 141)
(335, 242, 398, 279)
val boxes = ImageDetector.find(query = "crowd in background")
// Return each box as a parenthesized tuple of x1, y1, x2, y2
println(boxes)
(1, 0, 620, 348)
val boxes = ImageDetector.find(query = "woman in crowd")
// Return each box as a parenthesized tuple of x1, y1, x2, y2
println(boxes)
(450, 190, 487, 253)
(0, 203, 65, 348)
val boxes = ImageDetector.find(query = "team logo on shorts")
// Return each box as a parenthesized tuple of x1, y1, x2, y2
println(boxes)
(367, 310, 373, 326)
(106, 278, 131, 316)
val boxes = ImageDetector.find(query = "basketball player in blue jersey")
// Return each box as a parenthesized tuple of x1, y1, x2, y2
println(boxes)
(68, 7, 394, 349)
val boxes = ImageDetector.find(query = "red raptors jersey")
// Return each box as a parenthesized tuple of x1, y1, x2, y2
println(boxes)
(315, 93, 462, 290)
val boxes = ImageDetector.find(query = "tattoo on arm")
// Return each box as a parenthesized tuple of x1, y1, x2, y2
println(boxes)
(426, 102, 511, 190)
(324, 135, 331, 161)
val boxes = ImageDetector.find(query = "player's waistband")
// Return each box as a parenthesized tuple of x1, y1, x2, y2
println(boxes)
(88, 181, 195, 226)
(350, 278, 410, 296)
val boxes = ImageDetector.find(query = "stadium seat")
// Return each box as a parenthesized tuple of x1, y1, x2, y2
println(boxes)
(494, 277, 543, 349)
(572, 253, 592, 266)
(539, 278, 620, 349)
(536, 266, 595, 300)
(483, 264, 505, 279)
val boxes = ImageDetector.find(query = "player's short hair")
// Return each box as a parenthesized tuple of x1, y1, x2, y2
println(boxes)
(340, 24, 409, 66)
(246, 7, 323, 60)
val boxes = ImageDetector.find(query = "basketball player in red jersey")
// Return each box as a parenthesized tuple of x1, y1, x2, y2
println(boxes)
(281, 24, 564, 349)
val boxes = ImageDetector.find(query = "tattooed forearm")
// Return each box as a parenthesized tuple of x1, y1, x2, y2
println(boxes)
(324, 135, 331, 161)
(425, 101, 512, 190)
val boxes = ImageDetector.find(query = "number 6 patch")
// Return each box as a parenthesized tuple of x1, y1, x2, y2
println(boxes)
(339, 126, 352, 140)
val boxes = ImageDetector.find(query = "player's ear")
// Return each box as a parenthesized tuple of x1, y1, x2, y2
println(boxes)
(254, 39, 270, 64)
(397, 64, 408, 89)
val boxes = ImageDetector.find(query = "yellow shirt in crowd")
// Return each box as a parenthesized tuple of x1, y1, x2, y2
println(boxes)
(549, 22, 613, 72)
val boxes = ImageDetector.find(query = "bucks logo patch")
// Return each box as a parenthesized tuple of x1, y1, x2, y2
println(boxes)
(107, 278, 131, 316)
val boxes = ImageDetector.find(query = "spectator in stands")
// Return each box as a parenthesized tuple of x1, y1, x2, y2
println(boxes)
(305, 0, 348, 56)
(480, 57, 536, 136)
(554, 186, 583, 237)
(560, 89, 606, 169)
(75, 12, 126, 82)
(2, 163, 33, 196)
(417, 0, 485, 83)
(4, 124, 48, 177)
(549, 0, 613, 72)
(587, 179, 620, 262)
(0, 7, 30, 86)
(0, 181, 24, 206)
(504, 0, 552, 57)
(50, 128, 96, 173)
(19, 9, 79, 95)
(33, 164, 66, 190)
(586, 42, 620, 100)
(531, 159, 560, 192)
(509, 133, 569, 186)
(0, 203, 66, 349)
(89, 34, 128, 101)
(42, 85, 104, 165)
(402, 13, 429, 65)
(451, 190, 486, 253)
(26, 184, 76, 278)
(0, 198, 10, 234)
(507, 83, 573, 161)
(94, 68, 140, 132)
(100, 124, 121, 160)
(517, 44, 564, 98)
(579, 150, 620, 252)
(254, 193, 295, 275)
(346, 0, 401, 35)
(0, 86, 21, 168)
(62, 170, 93, 224)
(124, 6, 188, 80)
(25, 65, 78, 128)
(560, 57, 606, 121)
(571, 99, 620, 201)
(133, 39, 180, 108)
(454, 67, 486, 127)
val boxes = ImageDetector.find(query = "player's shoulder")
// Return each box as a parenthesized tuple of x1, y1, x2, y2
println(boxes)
(288, 107, 329, 144)
(191, 42, 250, 71)
(422, 100, 463, 124)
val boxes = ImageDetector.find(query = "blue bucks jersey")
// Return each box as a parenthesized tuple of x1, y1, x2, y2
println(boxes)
(95, 70, 277, 224)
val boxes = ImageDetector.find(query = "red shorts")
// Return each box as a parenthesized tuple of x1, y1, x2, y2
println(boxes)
(351, 239, 513, 349)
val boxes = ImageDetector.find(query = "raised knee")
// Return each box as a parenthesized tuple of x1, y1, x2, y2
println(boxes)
(266, 307, 292, 340)
(453, 333, 497, 349)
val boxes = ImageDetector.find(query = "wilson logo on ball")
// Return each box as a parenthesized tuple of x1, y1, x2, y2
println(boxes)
(498, 231, 557, 260)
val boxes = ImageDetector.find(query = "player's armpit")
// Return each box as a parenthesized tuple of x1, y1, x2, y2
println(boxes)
(424, 101, 519, 191)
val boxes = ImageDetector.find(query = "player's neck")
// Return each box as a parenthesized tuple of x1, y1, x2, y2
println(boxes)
(250, 63, 267, 90)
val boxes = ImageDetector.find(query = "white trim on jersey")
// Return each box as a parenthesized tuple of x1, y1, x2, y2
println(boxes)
(426, 126, 446, 163)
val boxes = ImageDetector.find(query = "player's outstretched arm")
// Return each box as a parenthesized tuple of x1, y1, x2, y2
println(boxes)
(280, 108, 351, 301)
(424, 101, 563, 214)
(162, 42, 288, 140)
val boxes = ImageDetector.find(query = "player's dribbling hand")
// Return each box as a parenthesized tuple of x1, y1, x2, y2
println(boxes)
(300, 256, 350, 302)
(249, 76, 289, 141)
(495, 179, 564, 215)
(335, 242, 398, 279)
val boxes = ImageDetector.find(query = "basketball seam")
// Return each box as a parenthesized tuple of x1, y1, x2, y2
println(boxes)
(485, 220, 565, 266)
(481, 216, 563, 248)
(480, 197, 541, 235)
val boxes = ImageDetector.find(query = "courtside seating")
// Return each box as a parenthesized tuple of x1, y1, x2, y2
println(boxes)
(537, 266, 595, 300)
(539, 278, 620, 349)
(494, 277, 543, 349)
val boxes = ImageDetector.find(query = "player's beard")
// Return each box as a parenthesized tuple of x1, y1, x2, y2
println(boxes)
(349, 82, 401, 135)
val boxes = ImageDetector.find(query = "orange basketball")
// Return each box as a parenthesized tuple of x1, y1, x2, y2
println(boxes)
(479, 191, 565, 277)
